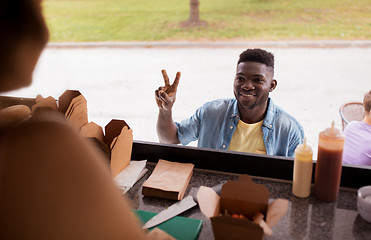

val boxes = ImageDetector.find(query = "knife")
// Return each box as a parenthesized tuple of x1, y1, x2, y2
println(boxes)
(142, 181, 226, 229)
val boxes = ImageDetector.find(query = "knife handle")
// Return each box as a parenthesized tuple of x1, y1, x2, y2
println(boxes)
(193, 180, 227, 203)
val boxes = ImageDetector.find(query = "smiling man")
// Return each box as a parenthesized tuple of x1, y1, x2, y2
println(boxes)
(155, 48, 304, 157)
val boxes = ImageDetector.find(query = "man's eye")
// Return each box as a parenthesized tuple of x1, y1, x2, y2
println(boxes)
(254, 78, 264, 83)
(237, 77, 244, 81)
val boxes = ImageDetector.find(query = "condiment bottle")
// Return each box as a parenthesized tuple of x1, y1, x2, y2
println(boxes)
(314, 122, 345, 202)
(292, 138, 313, 198)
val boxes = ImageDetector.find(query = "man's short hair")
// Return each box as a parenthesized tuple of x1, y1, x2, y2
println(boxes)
(364, 90, 371, 113)
(238, 49, 275, 70)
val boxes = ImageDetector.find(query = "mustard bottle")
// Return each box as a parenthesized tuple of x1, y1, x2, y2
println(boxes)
(292, 138, 313, 198)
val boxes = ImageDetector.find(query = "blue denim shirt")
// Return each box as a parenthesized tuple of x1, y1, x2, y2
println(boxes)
(175, 98, 304, 157)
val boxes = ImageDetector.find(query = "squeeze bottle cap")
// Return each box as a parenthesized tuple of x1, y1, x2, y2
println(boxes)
(295, 138, 313, 155)
(323, 121, 343, 139)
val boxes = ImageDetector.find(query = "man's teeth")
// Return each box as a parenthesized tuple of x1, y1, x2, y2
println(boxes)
(241, 93, 254, 97)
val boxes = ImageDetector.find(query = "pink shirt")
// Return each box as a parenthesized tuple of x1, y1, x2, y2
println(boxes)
(342, 121, 371, 166)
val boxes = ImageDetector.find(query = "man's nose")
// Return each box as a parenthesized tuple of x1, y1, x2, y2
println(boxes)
(242, 80, 255, 90)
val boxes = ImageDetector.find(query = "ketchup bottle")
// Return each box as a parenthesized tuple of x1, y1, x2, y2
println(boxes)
(314, 122, 345, 202)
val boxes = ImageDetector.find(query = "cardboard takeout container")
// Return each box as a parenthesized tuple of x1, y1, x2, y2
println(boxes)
(197, 174, 288, 240)
(0, 90, 133, 178)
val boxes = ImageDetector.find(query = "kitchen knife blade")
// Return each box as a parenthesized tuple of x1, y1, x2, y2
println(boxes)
(142, 181, 226, 229)
(142, 195, 197, 229)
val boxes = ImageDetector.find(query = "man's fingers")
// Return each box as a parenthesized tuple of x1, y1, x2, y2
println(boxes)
(159, 91, 168, 102)
(161, 69, 170, 86)
(172, 71, 181, 88)
(157, 86, 166, 92)
(155, 90, 167, 102)
(155, 89, 160, 100)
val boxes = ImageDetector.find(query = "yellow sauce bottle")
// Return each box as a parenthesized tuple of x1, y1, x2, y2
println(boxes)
(292, 138, 313, 198)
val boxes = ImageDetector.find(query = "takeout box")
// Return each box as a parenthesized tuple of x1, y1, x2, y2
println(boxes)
(197, 175, 288, 240)
(59, 90, 133, 177)
(58, 90, 88, 129)
(0, 90, 133, 178)
(81, 119, 133, 177)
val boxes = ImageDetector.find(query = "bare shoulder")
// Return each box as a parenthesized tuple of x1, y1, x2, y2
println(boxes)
(1, 112, 104, 178)
(2, 111, 111, 177)
(8, 111, 81, 139)
(4, 114, 75, 160)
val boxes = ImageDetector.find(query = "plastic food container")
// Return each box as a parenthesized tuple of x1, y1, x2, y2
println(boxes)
(357, 185, 371, 223)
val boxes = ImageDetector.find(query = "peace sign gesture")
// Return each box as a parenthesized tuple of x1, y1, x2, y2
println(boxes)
(155, 69, 181, 111)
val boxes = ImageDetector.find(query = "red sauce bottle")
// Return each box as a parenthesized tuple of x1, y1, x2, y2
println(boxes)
(314, 122, 345, 202)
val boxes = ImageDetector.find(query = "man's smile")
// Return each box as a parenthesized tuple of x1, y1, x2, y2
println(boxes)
(239, 92, 256, 98)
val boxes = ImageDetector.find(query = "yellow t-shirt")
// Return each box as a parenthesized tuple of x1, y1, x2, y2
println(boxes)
(228, 119, 267, 154)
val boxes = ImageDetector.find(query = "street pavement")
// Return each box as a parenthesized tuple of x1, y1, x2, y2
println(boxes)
(5, 41, 371, 157)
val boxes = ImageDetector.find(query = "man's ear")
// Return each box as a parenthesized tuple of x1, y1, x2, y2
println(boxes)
(270, 79, 277, 92)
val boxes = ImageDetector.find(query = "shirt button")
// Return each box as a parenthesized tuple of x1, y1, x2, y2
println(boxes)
(230, 126, 233, 129)
(222, 145, 226, 148)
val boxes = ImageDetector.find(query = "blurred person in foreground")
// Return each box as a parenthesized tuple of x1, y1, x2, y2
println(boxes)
(0, 1, 148, 239)
(342, 90, 371, 166)
(155, 48, 304, 157)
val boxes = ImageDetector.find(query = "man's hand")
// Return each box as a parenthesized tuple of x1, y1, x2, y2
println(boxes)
(155, 70, 181, 144)
(155, 70, 181, 111)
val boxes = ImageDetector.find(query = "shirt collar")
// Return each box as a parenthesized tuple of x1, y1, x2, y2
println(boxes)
(263, 98, 274, 129)
(231, 98, 240, 121)
(231, 97, 275, 128)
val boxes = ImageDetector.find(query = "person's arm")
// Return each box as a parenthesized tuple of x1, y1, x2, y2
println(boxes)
(155, 69, 181, 144)
(157, 107, 180, 144)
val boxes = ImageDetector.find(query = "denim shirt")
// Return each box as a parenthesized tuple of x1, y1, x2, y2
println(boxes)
(175, 98, 304, 157)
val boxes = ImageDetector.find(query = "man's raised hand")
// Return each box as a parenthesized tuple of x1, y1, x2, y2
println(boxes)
(155, 69, 181, 110)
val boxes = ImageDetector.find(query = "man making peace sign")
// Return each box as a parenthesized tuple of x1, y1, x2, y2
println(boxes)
(155, 48, 304, 157)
